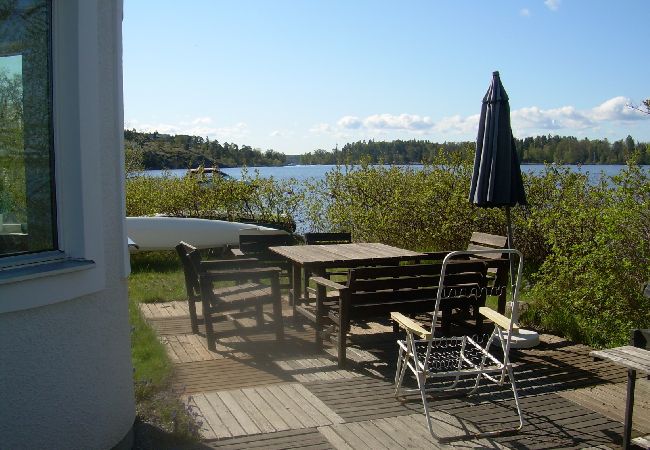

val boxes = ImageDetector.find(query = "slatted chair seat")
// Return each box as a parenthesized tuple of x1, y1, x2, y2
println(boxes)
(212, 282, 274, 305)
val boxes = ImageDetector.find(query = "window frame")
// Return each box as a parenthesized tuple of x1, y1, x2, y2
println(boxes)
(0, 0, 112, 313)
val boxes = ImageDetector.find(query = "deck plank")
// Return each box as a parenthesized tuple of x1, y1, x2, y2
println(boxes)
(241, 387, 290, 432)
(199, 428, 333, 449)
(191, 393, 228, 440)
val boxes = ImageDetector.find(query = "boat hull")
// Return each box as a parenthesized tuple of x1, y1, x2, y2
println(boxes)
(126, 216, 287, 251)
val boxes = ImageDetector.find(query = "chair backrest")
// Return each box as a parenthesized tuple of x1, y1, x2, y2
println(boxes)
(631, 329, 650, 350)
(304, 232, 352, 245)
(175, 241, 200, 301)
(431, 249, 523, 349)
(238, 233, 296, 257)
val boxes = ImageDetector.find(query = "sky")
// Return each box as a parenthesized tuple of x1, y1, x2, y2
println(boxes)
(123, 0, 650, 155)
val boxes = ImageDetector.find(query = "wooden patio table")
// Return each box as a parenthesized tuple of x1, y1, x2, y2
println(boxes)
(269, 242, 424, 314)
(590, 345, 650, 449)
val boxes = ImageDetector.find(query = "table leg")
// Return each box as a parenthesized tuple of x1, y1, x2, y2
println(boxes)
(623, 368, 636, 450)
(291, 261, 301, 311)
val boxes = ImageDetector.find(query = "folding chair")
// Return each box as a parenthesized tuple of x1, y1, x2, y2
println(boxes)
(392, 249, 524, 441)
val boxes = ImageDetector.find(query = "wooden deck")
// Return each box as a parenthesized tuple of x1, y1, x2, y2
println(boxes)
(140, 300, 650, 449)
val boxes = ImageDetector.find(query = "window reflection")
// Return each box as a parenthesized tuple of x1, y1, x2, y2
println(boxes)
(0, 0, 56, 257)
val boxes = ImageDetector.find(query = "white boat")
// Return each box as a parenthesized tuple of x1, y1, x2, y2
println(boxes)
(126, 216, 288, 252)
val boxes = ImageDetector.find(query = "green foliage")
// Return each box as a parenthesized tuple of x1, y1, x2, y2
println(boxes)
(126, 169, 300, 231)
(524, 163, 650, 347)
(0, 68, 26, 220)
(304, 149, 505, 251)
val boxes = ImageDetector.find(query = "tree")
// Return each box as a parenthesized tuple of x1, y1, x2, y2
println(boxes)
(627, 98, 650, 115)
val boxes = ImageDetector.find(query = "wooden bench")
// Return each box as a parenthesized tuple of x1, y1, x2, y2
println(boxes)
(312, 261, 488, 367)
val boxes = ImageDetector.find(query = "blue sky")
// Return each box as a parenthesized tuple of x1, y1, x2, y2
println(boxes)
(123, 0, 650, 155)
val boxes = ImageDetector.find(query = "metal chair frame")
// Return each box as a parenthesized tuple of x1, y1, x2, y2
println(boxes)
(393, 249, 524, 441)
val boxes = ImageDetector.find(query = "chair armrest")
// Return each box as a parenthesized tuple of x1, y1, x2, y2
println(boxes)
(229, 248, 245, 257)
(201, 266, 282, 282)
(311, 276, 346, 291)
(199, 258, 259, 271)
(479, 307, 519, 333)
(390, 312, 431, 339)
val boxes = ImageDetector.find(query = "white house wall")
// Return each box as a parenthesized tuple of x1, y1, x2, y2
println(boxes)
(0, 1, 135, 448)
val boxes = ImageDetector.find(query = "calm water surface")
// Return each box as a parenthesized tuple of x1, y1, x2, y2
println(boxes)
(145, 164, 645, 185)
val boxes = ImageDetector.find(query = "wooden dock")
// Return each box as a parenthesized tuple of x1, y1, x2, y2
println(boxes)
(140, 301, 649, 449)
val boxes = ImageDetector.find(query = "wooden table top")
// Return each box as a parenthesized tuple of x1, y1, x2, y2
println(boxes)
(269, 242, 424, 266)
(590, 346, 650, 374)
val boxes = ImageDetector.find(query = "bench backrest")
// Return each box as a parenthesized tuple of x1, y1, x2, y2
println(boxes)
(304, 232, 352, 245)
(632, 329, 650, 350)
(467, 231, 508, 261)
(238, 233, 296, 257)
(342, 261, 487, 309)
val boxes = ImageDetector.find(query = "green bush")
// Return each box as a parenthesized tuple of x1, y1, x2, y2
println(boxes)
(303, 150, 506, 251)
(125, 169, 300, 231)
(525, 164, 650, 347)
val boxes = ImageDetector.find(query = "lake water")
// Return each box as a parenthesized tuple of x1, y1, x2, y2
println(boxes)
(144, 164, 645, 185)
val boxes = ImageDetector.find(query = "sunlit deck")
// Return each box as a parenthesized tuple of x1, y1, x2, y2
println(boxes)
(140, 300, 650, 449)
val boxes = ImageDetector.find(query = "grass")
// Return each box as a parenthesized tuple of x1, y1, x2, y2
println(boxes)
(129, 251, 186, 304)
(128, 251, 201, 446)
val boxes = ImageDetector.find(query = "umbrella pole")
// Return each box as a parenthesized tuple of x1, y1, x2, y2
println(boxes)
(506, 206, 517, 311)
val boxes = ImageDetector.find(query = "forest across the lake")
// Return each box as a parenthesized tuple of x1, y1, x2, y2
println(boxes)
(124, 128, 650, 170)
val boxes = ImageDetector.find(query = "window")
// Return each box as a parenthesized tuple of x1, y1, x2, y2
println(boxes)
(0, 0, 119, 313)
(0, 0, 57, 258)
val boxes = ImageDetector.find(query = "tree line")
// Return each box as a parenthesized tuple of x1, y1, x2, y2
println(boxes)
(124, 128, 649, 170)
(300, 135, 650, 165)
(124, 129, 287, 169)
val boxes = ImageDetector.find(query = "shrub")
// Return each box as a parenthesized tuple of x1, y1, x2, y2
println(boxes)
(524, 163, 650, 347)
(303, 150, 506, 251)
(125, 169, 301, 231)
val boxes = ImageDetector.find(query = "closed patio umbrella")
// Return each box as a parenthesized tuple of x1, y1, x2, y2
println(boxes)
(470, 71, 526, 256)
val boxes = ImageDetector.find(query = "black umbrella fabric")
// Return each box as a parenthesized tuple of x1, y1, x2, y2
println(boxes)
(470, 71, 527, 208)
(470, 71, 527, 282)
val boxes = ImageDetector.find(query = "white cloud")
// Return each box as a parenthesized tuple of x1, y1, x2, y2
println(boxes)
(309, 123, 333, 134)
(191, 117, 213, 125)
(362, 113, 434, 131)
(123, 117, 249, 141)
(588, 96, 644, 121)
(520, 8, 531, 17)
(544, 0, 561, 11)
(270, 129, 295, 138)
(512, 105, 593, 131)
(337, 116, 362, 129)
(319, 96, 649, 141)
(434, 114, 480, 135)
